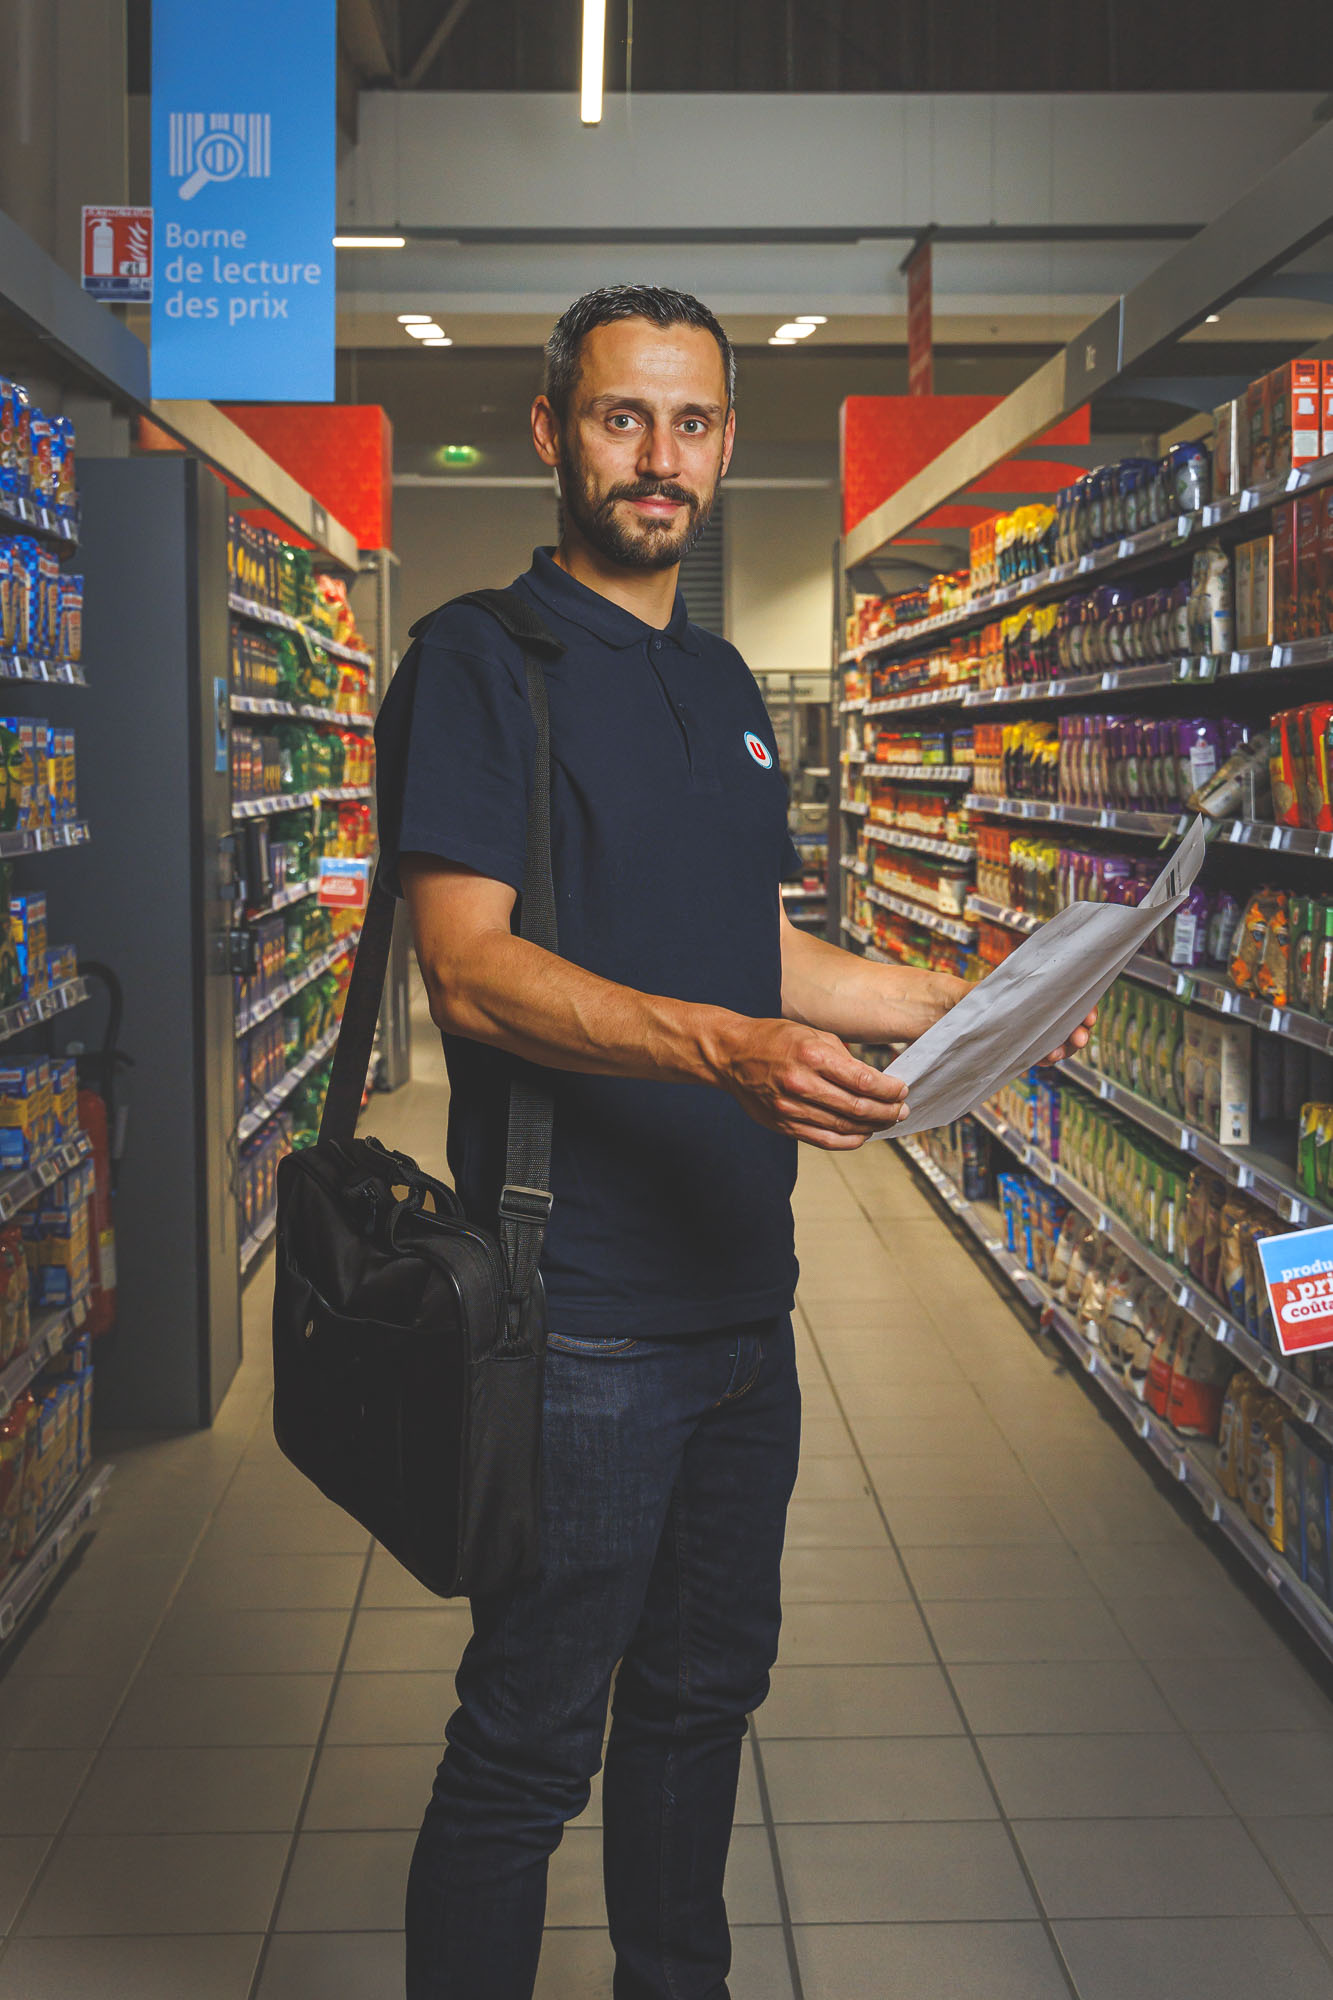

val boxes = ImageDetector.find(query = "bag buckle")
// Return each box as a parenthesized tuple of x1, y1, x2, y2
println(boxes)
(499, 1183, 553, 1226)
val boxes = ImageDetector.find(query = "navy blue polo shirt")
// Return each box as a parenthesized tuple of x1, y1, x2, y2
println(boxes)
(375, 547, 801, 1338)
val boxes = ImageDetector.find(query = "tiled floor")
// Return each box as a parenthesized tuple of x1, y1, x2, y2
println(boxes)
(2, 1007, 1333, 1996)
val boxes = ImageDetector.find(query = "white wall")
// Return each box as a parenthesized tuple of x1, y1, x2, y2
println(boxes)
(389, 484, 558, 662)
(726, 486, 840, 682)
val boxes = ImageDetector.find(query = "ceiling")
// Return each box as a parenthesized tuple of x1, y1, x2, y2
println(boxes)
(332, 0, 1333, 104)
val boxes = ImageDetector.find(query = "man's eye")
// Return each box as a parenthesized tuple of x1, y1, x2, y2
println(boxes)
(680, 420, 706, 434)
(608, 414, 638, 430)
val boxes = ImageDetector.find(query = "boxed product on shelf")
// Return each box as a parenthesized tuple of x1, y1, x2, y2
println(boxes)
(44, 943, 76, 990)
(1233, 535, 1274, 650)
(1268, 359, 1323, 481)
(9, 893, 46, 1000)
(921, 1115, 992, 1201)
(0, 1224, 28, 1367)
(1298, 1104, 1333, 1204)
(873, 727, 954, 768)
(0, 1058, 53, 1167)
(0, 381, 78, 523)
(22, 1191, 92, 1308)
(1181, 1011, 1252, 1145)
(869, 850, 971, 917)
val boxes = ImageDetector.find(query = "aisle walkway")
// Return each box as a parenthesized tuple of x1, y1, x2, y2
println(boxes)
(0, 1016, 1331, 1996)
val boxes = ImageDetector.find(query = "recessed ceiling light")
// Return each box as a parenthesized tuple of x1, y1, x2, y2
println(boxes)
(421, 337, 453, 347)
(795, 315, 828, 325)
(1205, 313, 1221, 324)
(405, 323, 446, 339)
(398, 313, 433, 324)
(769, 336, 796, 346)
(333, 235, 406, 248)
(774, 322, 816, 339)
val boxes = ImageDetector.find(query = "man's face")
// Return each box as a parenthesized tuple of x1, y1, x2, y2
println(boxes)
(535, 317, 734, 571)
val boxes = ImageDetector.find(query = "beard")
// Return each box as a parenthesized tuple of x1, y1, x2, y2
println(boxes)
(558, 446, 719, 571)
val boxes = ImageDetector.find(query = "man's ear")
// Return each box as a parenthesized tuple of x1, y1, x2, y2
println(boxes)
(531, 394, 561, 471)
(720, 405, 737, 480)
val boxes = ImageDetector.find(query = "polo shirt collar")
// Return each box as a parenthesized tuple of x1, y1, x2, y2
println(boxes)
(523, 547, 701, 656)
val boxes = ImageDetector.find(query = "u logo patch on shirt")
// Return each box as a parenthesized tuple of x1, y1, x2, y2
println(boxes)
(744, 731, 774, 769)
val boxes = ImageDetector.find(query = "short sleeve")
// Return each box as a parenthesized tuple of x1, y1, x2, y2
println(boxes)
(375, 633, 536, 899)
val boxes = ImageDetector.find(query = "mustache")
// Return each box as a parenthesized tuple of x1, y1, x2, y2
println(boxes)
(602, 481, 698, 512)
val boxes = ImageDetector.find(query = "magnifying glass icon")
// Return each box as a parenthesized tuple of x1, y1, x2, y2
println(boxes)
(179, 127, 246, 201)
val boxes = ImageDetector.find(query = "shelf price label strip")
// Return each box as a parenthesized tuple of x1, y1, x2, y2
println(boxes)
(863, 825, 976, 865)
(228, 593, 374, 669)
(237, 1021, 342, 1142)
(0, 823, 90, 861)
(0, 1131, 92, 1227)
(864, 883, 976, 944)
(897, 1133, 1333, 1665)
(0, 977, 89, 1051)
(235, 931, 363, 1040)
(232, 786, 373, 822)
(230, 693, 374, 733)
(0, 1465, 114, 1646)
(0, 1295, 91, 1424)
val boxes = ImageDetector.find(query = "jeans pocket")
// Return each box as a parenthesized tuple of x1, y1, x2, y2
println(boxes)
(545, 1331, 640, 1357)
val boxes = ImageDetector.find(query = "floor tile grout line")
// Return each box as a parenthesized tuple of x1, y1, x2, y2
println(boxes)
(245, 1530, 378, 2000)
(746, 1731, 806, 2000)
(857, 1150, 1333, 1968)
(790, 1282, 1083, 2000)
(0, 1383, 281, 1965)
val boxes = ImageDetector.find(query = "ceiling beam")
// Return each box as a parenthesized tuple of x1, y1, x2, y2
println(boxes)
(403, 0, 476, 90)
(339, 0, 399, 81)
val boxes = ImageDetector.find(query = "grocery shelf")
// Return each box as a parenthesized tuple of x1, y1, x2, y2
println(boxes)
(1058, 1055, 1330, 1229)
(864, 882, 976, 944)
(965, 893, 1333, 1055)
(227, 592, 374, 668)
(235, 930, 361, 1039)
(843, 451, 1333, 666)
(842, 798, 869, 816)
(238, 1021, 340, 1142)
(780, 884, 827, 903)
(0, 1130, 91, 1226)
(0, 1295, 90, 1423)
(840, 917, 872, 945)
(0, 823, 89, 860)
(251, 880, 317, 918)
(964, 793, 1328, 856)
(853, 634, 1333, 717)
(231, 693, 374, 733)
(864, 824, 976, 865)
(840, 856, 868, 876)
(970, 1100, 1333, 1442)
(231, 785, 372, 821)
(900, 1128, 1333, 1665)
(0, 655, 86, 687)
(0, 975, 88, 1048)
(0, 1463, 113, 1648)
(0, 494, 77, 547)
(240, 1208, 277, 1276)
(1125, 952, 1333, 1058)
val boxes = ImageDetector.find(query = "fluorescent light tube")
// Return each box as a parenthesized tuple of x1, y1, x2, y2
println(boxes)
(333, 235, 406, 248)
(769, 337, 796, 346)
(406, 324, 446, 339)
(581, 0, 606, 124)
(796, 315, 828, 325)
(774, 323, 816, 339)
(398, 313, 433, 324)
(421, 337, 453, 347)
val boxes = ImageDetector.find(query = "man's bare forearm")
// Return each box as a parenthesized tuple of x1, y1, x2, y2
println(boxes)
(420, 925, 739, 1085)
(780, 919, 966, 1043)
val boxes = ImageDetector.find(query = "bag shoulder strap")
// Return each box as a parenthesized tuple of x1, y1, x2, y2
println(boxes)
(318, 586, 563, 1313)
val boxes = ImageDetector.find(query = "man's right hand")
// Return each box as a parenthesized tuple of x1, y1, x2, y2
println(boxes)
(708, 1018, 908, 1151)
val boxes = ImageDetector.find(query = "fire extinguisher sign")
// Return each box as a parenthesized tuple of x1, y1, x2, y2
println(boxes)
(82, 207, 154, 303)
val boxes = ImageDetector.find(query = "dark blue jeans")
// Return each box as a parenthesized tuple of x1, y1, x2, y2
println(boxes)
(405, 1314, 800, 2000)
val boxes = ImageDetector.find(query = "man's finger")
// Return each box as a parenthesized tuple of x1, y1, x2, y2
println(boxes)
(811, 1042, 908, 1102)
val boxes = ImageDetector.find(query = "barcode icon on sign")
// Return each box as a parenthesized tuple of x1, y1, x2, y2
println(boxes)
(168, 113, 271, 200)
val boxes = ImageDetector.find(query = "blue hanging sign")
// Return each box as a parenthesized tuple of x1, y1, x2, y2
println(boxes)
(150, 0, 336, 401)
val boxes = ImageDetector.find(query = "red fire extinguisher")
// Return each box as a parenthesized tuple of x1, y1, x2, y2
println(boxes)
(78, 1085, 117, 1336)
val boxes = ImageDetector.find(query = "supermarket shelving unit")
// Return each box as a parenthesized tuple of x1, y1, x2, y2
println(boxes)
(834, 116, 1333, 1655)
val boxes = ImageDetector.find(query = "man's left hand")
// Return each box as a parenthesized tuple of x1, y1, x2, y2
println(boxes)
(1041, 1009, 1098, 1066)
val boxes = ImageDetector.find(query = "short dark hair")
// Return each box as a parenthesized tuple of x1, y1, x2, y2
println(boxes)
(543, 285, 736, 421)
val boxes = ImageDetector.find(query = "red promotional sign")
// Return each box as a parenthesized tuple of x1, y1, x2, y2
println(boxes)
(82, 207, 153, 303)
(317, 857, 370, 912)
(906, 240, 933, 397)
(1257, 1226, 1333, 1357)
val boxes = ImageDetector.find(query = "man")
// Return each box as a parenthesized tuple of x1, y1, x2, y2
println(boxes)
(381, 285, 1090, 1998)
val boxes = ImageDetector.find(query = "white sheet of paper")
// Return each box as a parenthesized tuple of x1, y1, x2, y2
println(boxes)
(881, 816, 1206, 1138)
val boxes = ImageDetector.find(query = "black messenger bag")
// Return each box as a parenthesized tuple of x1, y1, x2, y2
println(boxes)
(271, 588, 563, 1598)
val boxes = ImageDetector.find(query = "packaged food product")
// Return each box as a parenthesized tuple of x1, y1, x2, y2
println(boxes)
(1283, 1422, 1306, 1575)
(1258, 1401, 1287, 1552)
(1166, 1324, 1229, 1438)
(1216, 1372, 1250, 1497)
(1303, 1441, 1333, 1605)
